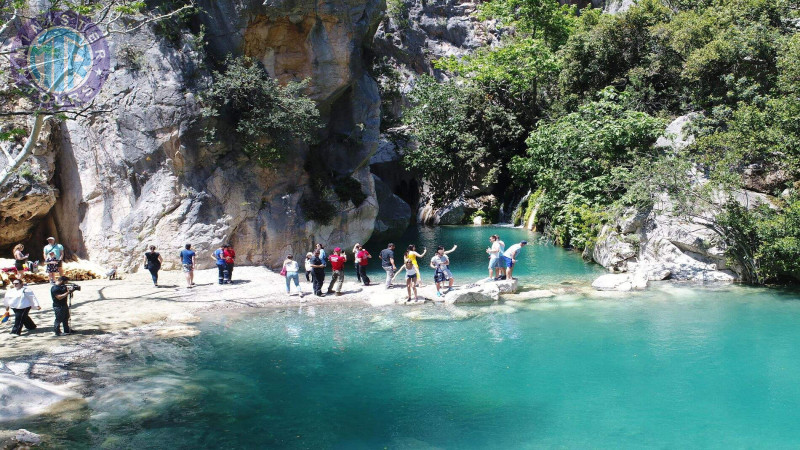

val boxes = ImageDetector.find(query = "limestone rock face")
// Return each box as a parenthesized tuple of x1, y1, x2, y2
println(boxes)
(0, 120, 59, 251)
(1, 0, 386, 271)
(591, 116, 771, 286)
(372, 175, 412, 240)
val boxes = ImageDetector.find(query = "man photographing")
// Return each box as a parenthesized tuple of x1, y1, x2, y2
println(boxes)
(51, 276, 77, 336)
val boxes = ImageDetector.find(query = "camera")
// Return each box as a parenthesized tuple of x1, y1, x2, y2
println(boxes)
(66, 283, 81, 292)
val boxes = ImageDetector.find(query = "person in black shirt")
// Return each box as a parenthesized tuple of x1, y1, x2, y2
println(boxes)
(310, 249, 326, 297)
(50, 276, 72, 336)
(379, 243, 396, 289)
(144, 245, 163, 287)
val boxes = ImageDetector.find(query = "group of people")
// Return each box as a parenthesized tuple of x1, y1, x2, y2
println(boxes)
(3, 276, 75, 337)
(278, 236, 527, 302)
(10, 237, 66, 284)
(486, 235, 528, 281)
(3, 234, 531, 338)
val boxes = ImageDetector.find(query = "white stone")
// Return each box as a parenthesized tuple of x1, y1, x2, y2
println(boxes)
(15, 429, 42, 445)
(592, 274, 633, 291)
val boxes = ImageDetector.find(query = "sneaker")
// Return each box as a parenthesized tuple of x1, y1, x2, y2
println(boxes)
(436, 291, 442, 297)
(336, 293, 343, 296)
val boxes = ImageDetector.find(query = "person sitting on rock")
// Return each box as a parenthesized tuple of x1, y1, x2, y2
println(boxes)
(430, 245, 457, 297)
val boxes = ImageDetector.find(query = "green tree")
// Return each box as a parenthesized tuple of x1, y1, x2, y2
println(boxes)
(402, 76, 524, 204)
(202, 56, 321, 168)
(510, 88, 664, 248)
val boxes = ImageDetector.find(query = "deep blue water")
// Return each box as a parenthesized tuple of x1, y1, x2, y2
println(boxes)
(8, 227, 800, 449)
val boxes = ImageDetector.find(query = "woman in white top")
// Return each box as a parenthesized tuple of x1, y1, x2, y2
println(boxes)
(3, 278, 41, 335)
(282, 254, 303, 297)
(395, 259, 418, 302)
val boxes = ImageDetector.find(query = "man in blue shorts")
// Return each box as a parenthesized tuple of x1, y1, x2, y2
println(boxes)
(180, 244, 196, 288)
(430, 246, 455, 297)
(502, 241, 528, 280)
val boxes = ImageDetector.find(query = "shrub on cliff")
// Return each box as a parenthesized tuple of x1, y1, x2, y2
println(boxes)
(202, 56, 321, 168)
(510, 88, 664, 249)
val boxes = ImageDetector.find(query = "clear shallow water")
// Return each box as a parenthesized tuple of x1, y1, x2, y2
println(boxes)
(9, 228, 800, 449)
(363, 225, 604, 285)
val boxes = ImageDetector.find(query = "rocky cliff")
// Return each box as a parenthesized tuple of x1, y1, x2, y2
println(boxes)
(1, 0, 390, 270)
(591, 116, 775, 287)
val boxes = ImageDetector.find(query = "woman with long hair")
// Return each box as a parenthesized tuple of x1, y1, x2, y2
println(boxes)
(144, 245, 163, 287)
(404, 244, 426, 287)
(12, 244, 28, 273)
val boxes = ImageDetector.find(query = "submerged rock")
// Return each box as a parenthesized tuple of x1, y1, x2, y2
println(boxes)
(0, 373, 80, 421)
(15, 429, 42, 445)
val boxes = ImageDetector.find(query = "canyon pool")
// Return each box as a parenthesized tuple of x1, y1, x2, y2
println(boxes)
(9, 226, 800, 448)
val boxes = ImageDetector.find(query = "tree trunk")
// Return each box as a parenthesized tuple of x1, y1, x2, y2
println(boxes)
(0, 114, 45, 186)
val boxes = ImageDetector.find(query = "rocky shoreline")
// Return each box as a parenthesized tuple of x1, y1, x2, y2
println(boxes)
(0, 265, 533, 430)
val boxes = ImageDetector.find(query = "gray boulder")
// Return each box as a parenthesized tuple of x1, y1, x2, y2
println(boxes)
(371, 175, 411, 240)
(591, 274, 633, 291)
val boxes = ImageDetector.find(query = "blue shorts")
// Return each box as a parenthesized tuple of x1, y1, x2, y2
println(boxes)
(434, 268, 452, 283)
(503, 256, 514, 268)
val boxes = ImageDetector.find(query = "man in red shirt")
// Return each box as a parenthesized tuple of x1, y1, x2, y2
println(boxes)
(326, 247, 347, 295)
(223, 244, 236, 284)
(356, 247, 372, 286)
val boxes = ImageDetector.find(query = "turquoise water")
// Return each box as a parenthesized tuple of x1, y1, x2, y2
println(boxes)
(8, 227, 800, 448)
(363, 225, 604, 284)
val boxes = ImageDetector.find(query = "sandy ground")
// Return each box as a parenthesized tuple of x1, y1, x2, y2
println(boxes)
(0, 265, 452, 360)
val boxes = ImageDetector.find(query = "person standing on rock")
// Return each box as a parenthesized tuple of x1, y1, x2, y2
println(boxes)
(353, 244, 363, 283)
(223, 244, 236, 284)
(431, 245, 456, 297)
(380, 243, 397, 289)
(51, 276, 72, 336)
(43, 237, 65, 282)
(3, 278, 41, 336)
(212, 244, 226, 285)
(399, 259, 419, 302)
(503, 241, 528, 280)
(282, 254, 303, 297)
(144, 245, 163, 287)
(12, 244, 29, 273)
(180, 244, 196, 288)
(316, 244, 327, 267)
(304, 252, 314, 282)
(356, 246, 372, 285)
(486, 235, 502, 280)
(327, 247, 347, 296)
(310, 249, 326, 296)
(496, 235, 507, 279)
(405, 245, 426, 287)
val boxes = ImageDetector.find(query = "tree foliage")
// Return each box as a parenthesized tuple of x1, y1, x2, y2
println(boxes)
(202, 56, 321, 168)
(401, 76, 524, 204)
